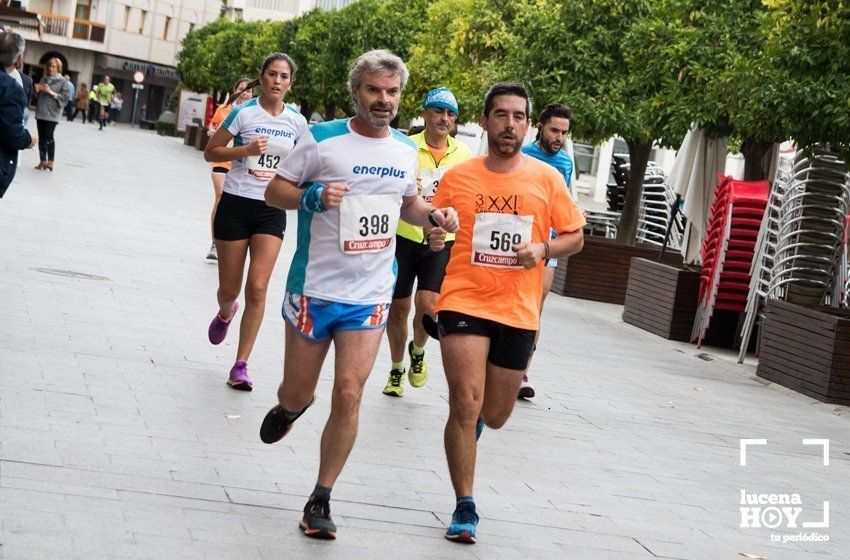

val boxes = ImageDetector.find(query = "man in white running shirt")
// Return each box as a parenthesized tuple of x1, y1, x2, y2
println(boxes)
(261, 49, 459, 540)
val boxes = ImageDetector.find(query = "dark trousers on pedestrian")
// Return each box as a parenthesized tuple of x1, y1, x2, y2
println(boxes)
(88, 100, 99, 123)
(71, 108, 87, 123)
(65, 101, 74, 121)
(36, 119, 57, 162)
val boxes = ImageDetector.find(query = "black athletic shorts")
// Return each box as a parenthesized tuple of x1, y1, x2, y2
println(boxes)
(392, 236, 453, 299)
(212, 166, 229, 174)
(437, 311, 537, 371)
(213, 192, 287, 241)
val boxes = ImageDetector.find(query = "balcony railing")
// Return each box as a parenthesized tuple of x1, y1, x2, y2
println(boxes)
(72, 18, 106, 42)
(37, 12, 70, 36)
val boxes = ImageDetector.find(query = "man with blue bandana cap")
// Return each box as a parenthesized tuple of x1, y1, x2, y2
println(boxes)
(382, 86, 473, 397)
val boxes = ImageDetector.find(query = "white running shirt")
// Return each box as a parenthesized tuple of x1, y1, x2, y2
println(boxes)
(277, 118, 418, 305)
(222, 98, 309, 201)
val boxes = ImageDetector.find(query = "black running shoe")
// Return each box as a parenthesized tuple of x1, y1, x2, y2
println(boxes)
(259, 395, 315, 444)
(300, 497, 337, 539)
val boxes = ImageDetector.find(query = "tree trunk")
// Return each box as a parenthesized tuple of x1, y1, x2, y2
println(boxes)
(615, 139, 654, 246)
(300, 102, 314, 121)
(323, 102, 337, 122)
(740, 137, 774, 181)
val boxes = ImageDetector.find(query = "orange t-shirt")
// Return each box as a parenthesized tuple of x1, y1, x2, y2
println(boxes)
(433, 156, 586, 330)
(210, 104, 234, 171)
(427, 143, 448, 165)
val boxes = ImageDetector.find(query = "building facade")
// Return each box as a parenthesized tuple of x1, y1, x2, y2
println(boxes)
(11, 0, 221, 123)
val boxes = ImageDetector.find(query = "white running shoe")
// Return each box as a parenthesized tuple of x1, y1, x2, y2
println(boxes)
(518, 375, 535, 399)
(206, 244, 218, 261)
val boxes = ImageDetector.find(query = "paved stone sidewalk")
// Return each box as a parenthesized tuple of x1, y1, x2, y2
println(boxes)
(1, 122, 847, 560)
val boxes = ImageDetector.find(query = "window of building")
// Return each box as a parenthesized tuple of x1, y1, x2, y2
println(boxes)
(123, 6, 131, 30)
(139, 10, 147, 34)
(163, 16, 171, 40)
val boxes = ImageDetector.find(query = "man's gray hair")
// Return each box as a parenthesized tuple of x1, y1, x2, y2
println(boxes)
(0, 31, 25, 69)
(348, 49, 409, 92)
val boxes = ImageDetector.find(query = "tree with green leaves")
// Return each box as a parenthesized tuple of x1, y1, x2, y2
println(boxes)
(509, 0, 691, 245)
(764, 0, 850, 156)
(405, 0, 517, 123)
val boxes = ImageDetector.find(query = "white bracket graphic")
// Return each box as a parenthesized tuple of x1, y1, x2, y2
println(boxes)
(802, 439, 830, 466)
(740, 439, 767, 466)
(803, 501, 830, 528)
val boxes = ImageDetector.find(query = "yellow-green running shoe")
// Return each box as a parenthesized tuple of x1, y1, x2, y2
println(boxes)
(408, 341, 428, 387)
(383, 367, 405, 397)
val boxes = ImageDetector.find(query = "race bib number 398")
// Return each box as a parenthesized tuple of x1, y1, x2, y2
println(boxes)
(339, 194, 400, 254)
(471, 213, 534, 268)
(246, 142, 291, 181)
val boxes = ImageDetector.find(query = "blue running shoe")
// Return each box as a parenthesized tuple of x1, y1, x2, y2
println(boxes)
(475, 418, 484, 441)
(445, 500, 478, 544)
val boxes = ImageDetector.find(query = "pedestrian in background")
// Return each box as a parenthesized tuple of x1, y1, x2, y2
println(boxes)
(34, 57, 70, 171)
(72, 83, 89, 122)
(109, 91, 123, 125)
(95, 75, 115, 130)
(0, 30, 38, 197)
(63, 73, 74, 121)
(87, 87, 99, 124)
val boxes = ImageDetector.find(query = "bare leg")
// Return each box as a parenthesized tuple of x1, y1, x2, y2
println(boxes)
(278, 321, 332, 411)
(210, 173, 225, 243)
(215, 239, 249, 319)
(412, 290, 438, 348)
(236, 234, 282, 362)
(386, 297, 411, 364)
(481, 361, 526, 429)
(441, 333, 489, 498)
(317, 327, 385, 488)
(528, 266, 556, 372)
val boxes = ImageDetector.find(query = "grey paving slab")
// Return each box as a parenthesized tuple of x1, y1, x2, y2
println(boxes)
(1, 121, 848, 559)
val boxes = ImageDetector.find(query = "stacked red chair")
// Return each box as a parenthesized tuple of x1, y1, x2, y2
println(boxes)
(692, 175, 770, 347)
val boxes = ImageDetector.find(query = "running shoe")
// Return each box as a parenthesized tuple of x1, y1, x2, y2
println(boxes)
(300, 496, 337, 539)
(206, 243, 218, 261)
(476, 418, 484, 441)
(208, 301, 238, 345)
(259, 395, 316, 444)
(407, 341, 428, 387)
(227, 360, 252, 391)
(445, 500, 478, 544)
(518, 375, 535, 399)
(382, 367, 405, 397)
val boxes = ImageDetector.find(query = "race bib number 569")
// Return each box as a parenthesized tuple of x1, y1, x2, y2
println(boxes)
(339, 194, 400, 254)
(471, 213, 534, 268)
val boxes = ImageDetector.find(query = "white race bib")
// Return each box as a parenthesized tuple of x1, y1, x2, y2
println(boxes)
(419, 167, 447, 203)
(246, 142, 292, 181)
(471, 213, 534, 268)
(339, 194, 400, 254)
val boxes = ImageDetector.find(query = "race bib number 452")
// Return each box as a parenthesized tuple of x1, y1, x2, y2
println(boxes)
(339, 194, 400, 254)
(245, 142, 292, 181)
(471, 213, 534, 268)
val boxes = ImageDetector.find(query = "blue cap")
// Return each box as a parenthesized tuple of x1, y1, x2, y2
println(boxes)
(422, 86, 458, 115)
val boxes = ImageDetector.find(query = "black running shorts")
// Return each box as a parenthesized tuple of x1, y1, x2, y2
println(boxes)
(393, 235, 453, 299)
(213, 192, 287, 241)
(437, 311, 537, 371)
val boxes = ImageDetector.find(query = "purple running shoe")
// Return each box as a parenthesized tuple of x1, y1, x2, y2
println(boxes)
(227, 360, 252, 391)
(209, 301, 238, 345)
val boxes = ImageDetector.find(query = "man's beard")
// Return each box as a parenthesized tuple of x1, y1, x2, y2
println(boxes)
(540, 136, 562, 155)
(488, 130, 522, 158)
(354, 94, 397, 128)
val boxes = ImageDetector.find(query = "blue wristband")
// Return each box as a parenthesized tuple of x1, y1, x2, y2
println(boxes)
(300, 183, 326, 213)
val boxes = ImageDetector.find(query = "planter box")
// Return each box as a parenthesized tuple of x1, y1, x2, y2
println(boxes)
(194, 127, 209, 151)
(622, 258, 699, 341)
(184, 124, 198, 147)
(757, 300, 850, 405)
(551, 237, 683, 305)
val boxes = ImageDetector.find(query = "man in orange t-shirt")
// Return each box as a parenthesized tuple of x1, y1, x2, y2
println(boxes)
(426, 82, 585, 545)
